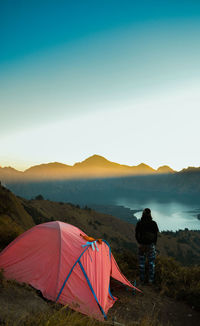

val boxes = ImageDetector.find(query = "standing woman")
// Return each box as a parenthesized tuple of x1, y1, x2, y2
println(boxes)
(135, 208, 159, 284)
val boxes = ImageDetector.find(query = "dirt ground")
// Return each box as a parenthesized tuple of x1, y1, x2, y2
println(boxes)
(0, 280, 200, 326)
(108, 280, 200, 326)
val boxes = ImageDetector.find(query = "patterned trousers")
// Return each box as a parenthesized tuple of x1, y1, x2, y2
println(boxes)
(138, 244, 156, 282)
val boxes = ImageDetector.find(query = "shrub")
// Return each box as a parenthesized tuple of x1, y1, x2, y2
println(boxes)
(84, 205, 92, 212)
(35, 195, 44, 200)
(155, 256, 200, 310)
(0, 216, 23, 249)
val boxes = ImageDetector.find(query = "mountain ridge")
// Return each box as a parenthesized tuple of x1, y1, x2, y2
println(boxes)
(0, 154, 176, 180)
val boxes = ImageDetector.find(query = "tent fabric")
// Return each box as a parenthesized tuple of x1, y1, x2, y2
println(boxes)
(0, 221, 138, 320)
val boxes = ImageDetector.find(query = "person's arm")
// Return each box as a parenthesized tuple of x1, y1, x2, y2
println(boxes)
(154, 232, 158, 245)
(154, 222, 159, 244)
(135, 222, 141, 243)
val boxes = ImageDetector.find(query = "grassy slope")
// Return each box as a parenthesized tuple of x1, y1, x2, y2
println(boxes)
(0, 185, 34, 249)
(0, 185, 34, 229)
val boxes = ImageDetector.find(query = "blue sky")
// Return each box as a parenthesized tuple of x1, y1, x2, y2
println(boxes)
(1, 1, 200, 170)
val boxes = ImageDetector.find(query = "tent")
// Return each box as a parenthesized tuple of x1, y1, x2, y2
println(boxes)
(0, 221, 139, 320)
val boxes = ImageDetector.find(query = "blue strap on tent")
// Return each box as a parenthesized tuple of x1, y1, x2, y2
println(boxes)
(102, 240, 111, 258)
(82, 240, 99, 252)
(109, 284, 115, 300)
(78, 260, 107, 320)
(56, 246, 89, 302)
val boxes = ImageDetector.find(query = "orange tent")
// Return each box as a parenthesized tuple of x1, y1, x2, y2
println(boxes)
(0, 221, 139, 320)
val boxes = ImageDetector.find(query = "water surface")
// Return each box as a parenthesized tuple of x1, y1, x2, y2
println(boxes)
(116, 199, 200, 231)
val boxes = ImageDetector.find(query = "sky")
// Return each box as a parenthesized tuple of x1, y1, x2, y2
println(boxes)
(0, 0, 200, 171)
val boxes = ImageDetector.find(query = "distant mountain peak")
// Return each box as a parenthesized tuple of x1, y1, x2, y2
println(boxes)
(179, 166, 200, 173)
(137, 163, 152, 168)
(24, 162, 71, 172)
(134, 163, 156, 173)
(1, 166, 19, 171)
(74, 154, 112, 167)
(84, 154, 109, 162)
(157, 165, 174, 173)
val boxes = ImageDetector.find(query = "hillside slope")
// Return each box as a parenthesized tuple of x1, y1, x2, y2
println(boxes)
(1, 183, 200, 265)
(0, 183, 34, 248)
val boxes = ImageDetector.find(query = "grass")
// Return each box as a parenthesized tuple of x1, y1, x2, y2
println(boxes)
(4, 309, 103, 326)
(1, 309, 167, 326)
(155, 256, 200, 310)
(0, 215, 23, 249)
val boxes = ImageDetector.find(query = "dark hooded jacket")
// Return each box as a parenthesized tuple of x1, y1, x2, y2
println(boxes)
(135, 218, 159, 245)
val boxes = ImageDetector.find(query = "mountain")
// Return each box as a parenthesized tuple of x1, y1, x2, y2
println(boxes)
(157, 165, 174, 174)
(0, 155, 167, 181)
(73, 155, 156, 177)
(0, 166, 23, 181)
(179, 166, 200, 174)
(132, 162, 156, 174)
(3, 155, 200, 205)
(24, 162, 73, 179)
(74, 154, 117, 167)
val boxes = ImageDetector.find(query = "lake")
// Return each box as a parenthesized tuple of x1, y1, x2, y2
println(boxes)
(116, 199, 200, 231)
